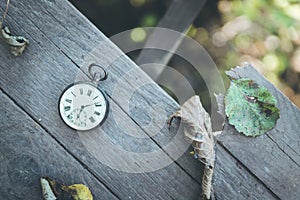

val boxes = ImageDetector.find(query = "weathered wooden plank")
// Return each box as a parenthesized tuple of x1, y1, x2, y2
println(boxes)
(0, 2, 202, 200)
(213, 145, 277, 200)
(0, 1, 284, 199)
(6, 0, 204, 182)
(6, 0, 213, 183)
(219, 64, 300, 199)
(0, 90, 118, 200)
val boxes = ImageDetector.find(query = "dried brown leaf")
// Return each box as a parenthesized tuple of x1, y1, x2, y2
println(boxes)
(168, 95, 216, 167)
(168, 95, 224, 200)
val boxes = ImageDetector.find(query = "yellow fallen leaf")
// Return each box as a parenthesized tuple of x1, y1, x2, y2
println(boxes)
(62, 184, 93, 200)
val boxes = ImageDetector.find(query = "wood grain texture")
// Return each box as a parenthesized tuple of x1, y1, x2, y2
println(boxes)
(0, 0, 287, 199)
(5, 0, 216, 182)
(0, 90, 118, 200)
(0, 1, 202, 199)
(220, 63, 300, 199)
(213, 145, 277, 200)
(5, 0, 204, 183)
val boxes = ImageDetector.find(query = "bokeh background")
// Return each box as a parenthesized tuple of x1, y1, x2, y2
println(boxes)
(70, 0, 300, 108)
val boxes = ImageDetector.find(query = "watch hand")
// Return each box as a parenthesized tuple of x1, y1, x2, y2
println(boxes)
(75, 103, 94, 120)
(82, 104, 94, 108)
(76, 106, 86, 120)
(76, 104, 92, 120)
(78, 107, 84, 117)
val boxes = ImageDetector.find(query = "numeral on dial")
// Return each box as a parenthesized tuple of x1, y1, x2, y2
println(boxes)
(87, 90, 92, 96)
(64, 106, 71, 111)
(89, 116, 95, 123)
(65, 99, 72, 103)
(93, 96, 98, 100)
(94, 111, 101, 116)
(95, 102, 102, 107)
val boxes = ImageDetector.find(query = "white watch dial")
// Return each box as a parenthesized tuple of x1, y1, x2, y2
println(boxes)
(59, 82, 108, 131)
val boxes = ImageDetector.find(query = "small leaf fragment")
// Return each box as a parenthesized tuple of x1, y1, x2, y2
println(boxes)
(40, 177, 57, 200)
(225, 78, 280, 136)
(215, 93, 225, 121)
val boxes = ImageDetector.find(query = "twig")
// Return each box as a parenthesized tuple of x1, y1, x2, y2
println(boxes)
(1, 0, 10, 26)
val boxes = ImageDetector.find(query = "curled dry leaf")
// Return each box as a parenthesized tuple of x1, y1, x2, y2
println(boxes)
(168, 95, 215, 167)
(1, 25, 29, 56)
(168, 95, 223, 200)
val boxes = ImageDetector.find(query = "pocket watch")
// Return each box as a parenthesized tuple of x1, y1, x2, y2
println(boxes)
(58, 64, 109, 131)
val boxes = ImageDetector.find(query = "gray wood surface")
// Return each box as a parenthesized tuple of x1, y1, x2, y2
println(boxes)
(0, 0, 296, 199)
(0, 4, 201, 200)
(213, 145, 277, 200)
(0, 90, 118, 200)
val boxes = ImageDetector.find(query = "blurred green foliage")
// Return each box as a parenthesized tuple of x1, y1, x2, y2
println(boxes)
(188, 0, 300, 107)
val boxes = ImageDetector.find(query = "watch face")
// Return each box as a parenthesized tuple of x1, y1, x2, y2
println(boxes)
(59, 82, 108, 131)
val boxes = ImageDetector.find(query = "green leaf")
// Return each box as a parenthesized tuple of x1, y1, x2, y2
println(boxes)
(225, 78, 280, 137)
